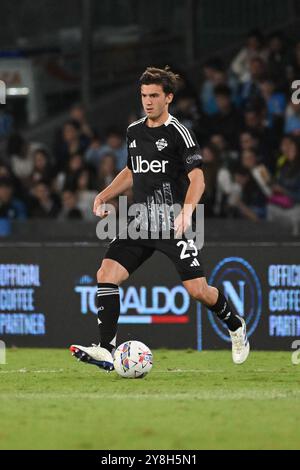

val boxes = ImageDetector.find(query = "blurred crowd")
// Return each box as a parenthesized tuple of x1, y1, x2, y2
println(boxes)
(172, 30, 300, 229)
(0, 106, 129, 222)
(0, 29, 300, 229)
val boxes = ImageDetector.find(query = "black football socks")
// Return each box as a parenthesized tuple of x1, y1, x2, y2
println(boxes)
(208, 290, 242, 332)
(97, 283, 120, 353)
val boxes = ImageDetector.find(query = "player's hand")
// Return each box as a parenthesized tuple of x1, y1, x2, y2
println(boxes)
(174, 210, 192, 238)
(93, 194, 110, 217)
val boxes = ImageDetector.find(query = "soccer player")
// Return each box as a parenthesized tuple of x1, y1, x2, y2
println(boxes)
(70, 67, 249, 370)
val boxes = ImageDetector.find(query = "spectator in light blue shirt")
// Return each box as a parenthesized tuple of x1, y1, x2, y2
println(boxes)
(240, 57, 267, 107)
(0, 178, 27, 220)
(0, 111, 13, 139)
(86, 128, 127, 172)
(200, 58, 241, 115)
(85, 132, 103, 168)
(259, 78, 286, 128)
(285, 103, 300, 136)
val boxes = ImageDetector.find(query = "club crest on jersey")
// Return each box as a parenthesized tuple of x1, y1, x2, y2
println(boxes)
(156, 138, 168, 151)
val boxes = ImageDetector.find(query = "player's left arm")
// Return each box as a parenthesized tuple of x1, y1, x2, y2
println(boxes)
(175, 168, 205, 237)
(174, 126, 205, 237)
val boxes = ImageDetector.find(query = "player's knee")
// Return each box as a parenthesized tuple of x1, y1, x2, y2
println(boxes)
(187, 283, 209, 303)
(97, 262, 127, 285)
(97, 266, 114, 283)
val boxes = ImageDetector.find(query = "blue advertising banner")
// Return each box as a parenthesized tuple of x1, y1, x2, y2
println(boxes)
(0, 243, 299, 350)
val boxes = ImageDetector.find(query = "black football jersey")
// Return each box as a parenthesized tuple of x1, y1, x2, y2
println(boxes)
(126, 114, 203, 231)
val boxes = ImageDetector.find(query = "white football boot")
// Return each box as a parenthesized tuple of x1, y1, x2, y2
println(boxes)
(229, 317, 250, 365)
(70, 344, 114, 371)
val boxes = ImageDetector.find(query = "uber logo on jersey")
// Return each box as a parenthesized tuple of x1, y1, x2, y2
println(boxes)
(131, 156, 169, 173)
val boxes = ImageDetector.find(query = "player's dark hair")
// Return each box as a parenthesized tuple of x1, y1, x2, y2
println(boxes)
(139, 66, 180, 95)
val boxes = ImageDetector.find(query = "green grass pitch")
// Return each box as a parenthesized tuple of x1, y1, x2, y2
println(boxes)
(0, 349, 299, 450)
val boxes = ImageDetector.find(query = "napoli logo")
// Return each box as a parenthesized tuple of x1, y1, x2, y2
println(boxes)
(207, 257, 262, 342)
(156, 138, 168, 151)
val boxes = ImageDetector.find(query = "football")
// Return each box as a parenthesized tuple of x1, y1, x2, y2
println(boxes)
(113, 341, 153, 378)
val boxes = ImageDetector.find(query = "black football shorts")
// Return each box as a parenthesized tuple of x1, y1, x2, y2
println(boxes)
(104, 233, 205, 281)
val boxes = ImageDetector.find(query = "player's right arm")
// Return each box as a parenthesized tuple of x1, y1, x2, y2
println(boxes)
(93, 166, 133, 217)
